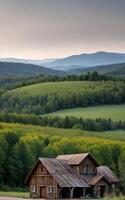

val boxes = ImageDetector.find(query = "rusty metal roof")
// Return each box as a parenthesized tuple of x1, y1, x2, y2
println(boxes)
(88, 175, 105, 185)
(97, 166, 119, 183)
(57, 153, 99, 166)
(57, 153, 89, 165)
(39, 158, 89, 188)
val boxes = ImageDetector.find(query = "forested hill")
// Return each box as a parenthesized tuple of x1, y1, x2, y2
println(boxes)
(1, 81, 125, 114)
(68, 63, 125, 77)
(0, 61, 64, 77)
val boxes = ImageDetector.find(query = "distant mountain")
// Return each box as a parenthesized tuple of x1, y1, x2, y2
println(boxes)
(0, 62, 64, 77)
(44, 51, 125, 71)
(68, 63, 125, 77)
(0, 58, 57, 66)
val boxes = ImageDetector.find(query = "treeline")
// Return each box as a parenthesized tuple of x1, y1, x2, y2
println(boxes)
(1, 81, 125, 114)
(0, 125, 125, 191)
(0, 113, 125, 132)
(0, 71, 124, 90)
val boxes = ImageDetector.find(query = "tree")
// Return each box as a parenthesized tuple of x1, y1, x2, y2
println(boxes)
(119, 150, 125, 192)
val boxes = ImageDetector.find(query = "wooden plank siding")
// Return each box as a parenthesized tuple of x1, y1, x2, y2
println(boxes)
(72, 156, 97, 176)
(29, 163, 58, 199)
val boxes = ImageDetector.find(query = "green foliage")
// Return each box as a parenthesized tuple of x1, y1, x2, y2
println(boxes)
(0, 113, 125, 132)
(119, 151, 125, 192)
(71, 63, 125, 78)
(0, 71, 121, 90)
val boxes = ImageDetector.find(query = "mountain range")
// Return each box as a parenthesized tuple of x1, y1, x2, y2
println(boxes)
(45, 51, 125, 71)
(0, 51, 125, 77)
(1, 51, 125, 71)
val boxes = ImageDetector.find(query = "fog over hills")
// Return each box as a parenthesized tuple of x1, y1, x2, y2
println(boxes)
(0, 58, 57, 66)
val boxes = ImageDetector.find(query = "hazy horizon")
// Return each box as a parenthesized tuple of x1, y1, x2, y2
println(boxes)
(1, 51, 125, 60)
(0, 0, 125, 59)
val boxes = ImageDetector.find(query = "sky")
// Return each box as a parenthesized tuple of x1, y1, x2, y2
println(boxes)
(0, 0, 125, 59)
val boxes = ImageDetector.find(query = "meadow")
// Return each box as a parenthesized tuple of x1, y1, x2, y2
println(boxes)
(104, 197, 125, 200)
(47, 104, 125, 121)
(3, 80, 124, 98)
(3, 81, 98, 96)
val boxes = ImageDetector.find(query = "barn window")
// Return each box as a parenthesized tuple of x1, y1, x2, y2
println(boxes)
(31, 186, 36, 193)
(48, 186, 53, 193)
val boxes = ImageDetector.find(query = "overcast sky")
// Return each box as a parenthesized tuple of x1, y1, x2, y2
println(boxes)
(0, 0, 125, 59)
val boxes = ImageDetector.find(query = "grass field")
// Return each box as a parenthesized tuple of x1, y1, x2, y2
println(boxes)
(0, 191, 29, 198)
(104, 197, 125, 200)
(4, 81, 94, 96)
(3, 80, 121, 97)
(0, 192, 124, 200)
(47, 104, 125, 121)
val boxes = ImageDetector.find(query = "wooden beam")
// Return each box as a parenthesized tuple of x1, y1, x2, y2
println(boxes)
(83, 188, 86, 198)
(70, 187, 74, 199)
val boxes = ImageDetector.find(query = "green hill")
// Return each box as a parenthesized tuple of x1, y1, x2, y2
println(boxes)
(4, 81, 94, 96)
(0, 61, 64, 77)
(0, 80, 125, 114)
(68, 63, 125, 77)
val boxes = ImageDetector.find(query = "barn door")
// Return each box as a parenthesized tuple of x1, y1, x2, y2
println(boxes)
(40, 186, 46, 198)
(100, 185, 106, 197)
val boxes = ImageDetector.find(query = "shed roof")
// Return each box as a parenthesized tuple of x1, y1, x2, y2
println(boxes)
(88, 175, 106, 185)
(57, 153, 99, 166)
(97, 166, 119, 183)
(25, 158, 89, 188)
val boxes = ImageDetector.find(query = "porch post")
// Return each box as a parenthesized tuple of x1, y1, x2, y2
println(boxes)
(58, 188, 62, 199)
(105, 185, 108, 197)
(83, 188, 86, 198)
(70, 187, 74, 199)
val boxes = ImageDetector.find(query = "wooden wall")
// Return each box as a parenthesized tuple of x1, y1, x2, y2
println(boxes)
(29, 162, 58, 199)
(72, 156, 97, 176)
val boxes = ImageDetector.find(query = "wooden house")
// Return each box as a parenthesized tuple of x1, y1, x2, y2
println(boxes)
(25, 153, 119, 199)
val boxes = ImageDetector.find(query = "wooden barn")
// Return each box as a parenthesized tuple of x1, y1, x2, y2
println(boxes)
(25, 153, 119, 199)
